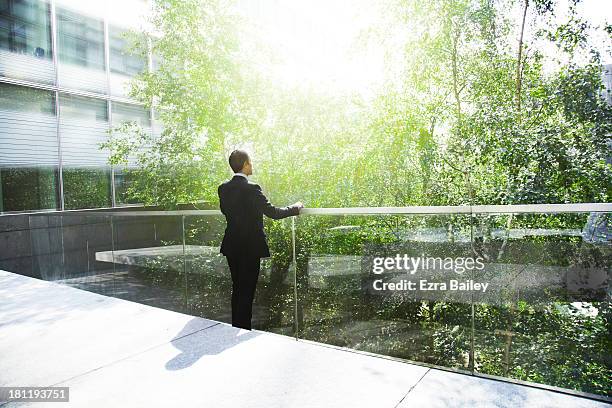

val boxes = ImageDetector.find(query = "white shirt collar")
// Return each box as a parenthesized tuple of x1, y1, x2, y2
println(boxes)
(234, 172, 248, 179)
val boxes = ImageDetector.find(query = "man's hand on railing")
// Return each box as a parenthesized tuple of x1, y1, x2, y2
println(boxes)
(293, 201, 304, 214)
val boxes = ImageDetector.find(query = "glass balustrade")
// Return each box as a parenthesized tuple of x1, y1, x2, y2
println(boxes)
(293, 213, 474, 372)
(184, 215, 294, 335)
(29, 213, 113, 294)
(470, 211, 611, 396)
(108, 214, 187, 313)
(23, 206, 610, 398)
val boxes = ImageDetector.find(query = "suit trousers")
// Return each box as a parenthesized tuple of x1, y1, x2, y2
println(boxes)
(226, 254, 261, 330)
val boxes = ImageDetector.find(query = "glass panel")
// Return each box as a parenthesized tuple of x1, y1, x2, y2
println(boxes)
(0, 82, 59, 212)
(185, 215, 294, 334)
(29, 213, 115, 297)
(112, 168, 139, 205)
(472, 211, 611, 397)
(111, 101, 151, 205)
(111, 101, 150, 128)
(56, 7, 107, 93)
(59, 92, 108, 164)
(59, 94, 111, 209)
(0, 81, 55, 113)
(62, 168, 111, 210)
(0, 167, 58, 212)
(0, 211, 35, 275)
(53, 0, 105, 20)
(108, 214, 188, 313)
(295, 214, 474, 370)
(109, 24, 147, 97)
(28, 214, 64, 281)
(0, 0, 54, 84)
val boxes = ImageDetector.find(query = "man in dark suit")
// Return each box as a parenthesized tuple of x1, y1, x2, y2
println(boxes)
(218, 149, 303, 330)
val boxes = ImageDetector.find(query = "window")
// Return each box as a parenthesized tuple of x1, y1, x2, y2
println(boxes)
(56, 6, 107, 93)
(60, 93, 107, 121)
(57, 7, 104, 70)
(0, 0, 52, 58)
(0, 0, 54, 84)
(62, 167, 111, 209)
(109, 25, 147, 96)
(59, 94, 111, 209)
(113, 168, 138, 205)
(109, 25, 146, 77)
(111, 101, 150, 128)
(0, 81, 55, 113)
(111, 101, 150, 205)
(0, 82, 59, 212)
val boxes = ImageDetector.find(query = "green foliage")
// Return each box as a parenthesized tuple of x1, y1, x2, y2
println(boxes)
(102, 0, 251, 208)
(102, 0, 611, 210)
(98, 0, 611, 396)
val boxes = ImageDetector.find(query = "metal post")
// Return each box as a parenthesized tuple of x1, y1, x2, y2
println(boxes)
(0, 169, 3, 212)
(147, 29, 155, 138)
(104, 13, 116, 207)
(60, 215, 65, 281)
(182, 215, 188, 312)
(49, 0, 64, 211)
(468, 191, 475, 374)
(110, 215, 116, 296)
(291, 216, 298, 340)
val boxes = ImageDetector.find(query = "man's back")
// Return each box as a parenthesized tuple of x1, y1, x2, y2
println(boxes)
(218, 175, 299, 258)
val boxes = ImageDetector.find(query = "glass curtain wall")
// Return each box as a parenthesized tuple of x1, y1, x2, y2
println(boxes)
(0, 0, 153, 213)
(56, 6, 107, 93)
(59, 93, 111, 210)
(109, 24, 147, 97)
(0, 82, 59, 212)
(0, 0, 54, 84)
(111, 101, 151, 205)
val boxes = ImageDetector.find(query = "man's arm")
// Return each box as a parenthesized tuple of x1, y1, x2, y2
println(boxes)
(251, 184, 301, 220)
(218, 184, 226, 215)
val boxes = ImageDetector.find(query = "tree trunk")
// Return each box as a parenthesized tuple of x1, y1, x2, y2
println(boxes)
(516, 0, 529, 112)
(451, 31, 462, 119)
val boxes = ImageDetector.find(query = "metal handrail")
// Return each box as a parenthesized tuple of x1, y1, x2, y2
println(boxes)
(28, 202, 612, 217)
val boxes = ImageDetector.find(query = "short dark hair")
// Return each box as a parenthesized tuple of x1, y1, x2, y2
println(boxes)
(228, 149, 250, 173)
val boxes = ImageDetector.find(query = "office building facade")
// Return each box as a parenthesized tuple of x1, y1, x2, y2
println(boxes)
(0, 0, 156, 213)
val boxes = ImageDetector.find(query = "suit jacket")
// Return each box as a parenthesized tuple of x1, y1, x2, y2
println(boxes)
(218, 175, 300, 258)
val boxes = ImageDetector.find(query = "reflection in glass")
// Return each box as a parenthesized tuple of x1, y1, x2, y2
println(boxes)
(295, 214, 473, 370)
(0, 82, 59, 212)
(0, 167, 58, 212)
(109, 24, 147, 97)
(106, 215, 189, 313)
(113, 168, 138, 205)
(184, 216, 294, 334)
(110, 101, 151, 205)
(471, 212, 611, 396)
(59, 94, 111, 209)
(29, 214, 115, 296)
(0, 81, 55, 113)
(62, 168, 111, 210)
(56, 6, 106, 93)
(0, 0, 54, 83)
(111, 101, 150, 128)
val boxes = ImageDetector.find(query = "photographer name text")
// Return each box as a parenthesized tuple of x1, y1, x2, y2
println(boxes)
(370, 254, 489, 293)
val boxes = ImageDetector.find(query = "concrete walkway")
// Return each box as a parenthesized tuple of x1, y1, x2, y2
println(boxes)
(0, 270, 607, 408)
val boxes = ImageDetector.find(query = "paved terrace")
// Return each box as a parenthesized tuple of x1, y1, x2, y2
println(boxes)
(0, 270, 607, 408)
